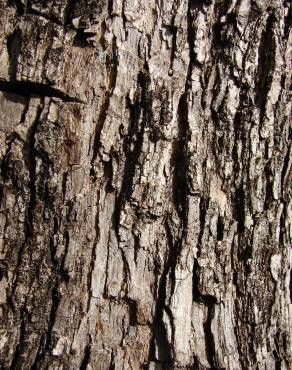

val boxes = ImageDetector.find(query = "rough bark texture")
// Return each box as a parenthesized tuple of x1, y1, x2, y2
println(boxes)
(0, 0, 291, 369)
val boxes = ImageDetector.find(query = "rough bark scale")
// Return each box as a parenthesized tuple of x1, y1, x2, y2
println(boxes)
(0, 0, 291, 369)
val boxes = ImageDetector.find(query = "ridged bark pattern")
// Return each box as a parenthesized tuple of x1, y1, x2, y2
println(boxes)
(0, 0, 291, 369)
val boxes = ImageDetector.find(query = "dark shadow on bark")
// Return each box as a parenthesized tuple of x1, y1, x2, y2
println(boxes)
(80, 344, 91, 370)
(0, 79, 84, 103)
(7, 0, 25, 15)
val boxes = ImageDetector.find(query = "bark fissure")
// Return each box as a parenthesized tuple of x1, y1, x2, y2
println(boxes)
(203, 303, 217, 370)
(90, 37, 118, 175)
(114, 68, 149, 239)
(80, 343, 91, 370)
(280, 142, 291, 197)
(256, 13, 276, 122)
(11, 102, 43, 297)
(173, 92, 189, 226)
(10, 310, 27, 370)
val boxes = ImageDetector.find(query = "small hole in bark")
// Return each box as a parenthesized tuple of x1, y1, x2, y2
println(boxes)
(126, 298, 138, 326)
(234, 187, 245, 232)
(217, 216, 224, 241)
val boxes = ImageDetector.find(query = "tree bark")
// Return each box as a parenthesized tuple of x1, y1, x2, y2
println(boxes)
(0, 0, 291, 369)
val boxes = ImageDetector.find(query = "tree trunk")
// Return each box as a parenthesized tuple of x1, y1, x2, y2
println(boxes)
(0, 0, 291, 369)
